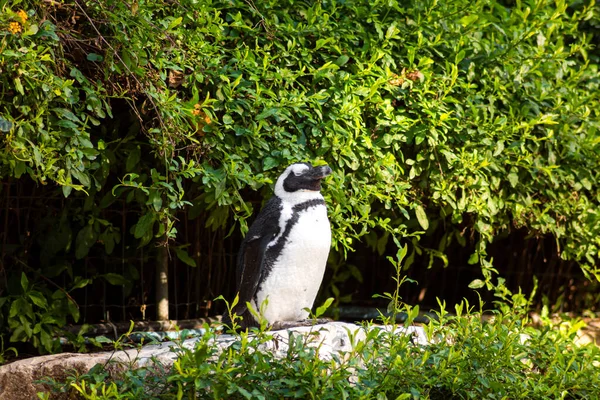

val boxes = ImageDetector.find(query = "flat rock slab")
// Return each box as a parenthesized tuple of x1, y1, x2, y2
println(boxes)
(0, 322, 427, 399)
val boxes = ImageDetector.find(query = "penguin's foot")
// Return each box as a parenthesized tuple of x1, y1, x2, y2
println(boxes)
(271, 318, 332, 331)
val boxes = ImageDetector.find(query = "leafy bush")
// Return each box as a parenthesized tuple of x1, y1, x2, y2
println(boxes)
(1, 0, 599, 354)
(42, 249, 600, 399)
(42, 295, 600, 399)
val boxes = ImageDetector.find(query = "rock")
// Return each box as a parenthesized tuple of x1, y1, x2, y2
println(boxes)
(0, 322, 427, 399)
(0, 352, 115, 400)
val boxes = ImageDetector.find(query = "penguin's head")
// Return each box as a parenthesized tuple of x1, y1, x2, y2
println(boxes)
(274, 162, 332, 199)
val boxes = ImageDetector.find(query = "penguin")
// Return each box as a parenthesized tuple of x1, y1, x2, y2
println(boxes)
(223, 162, 332, 330)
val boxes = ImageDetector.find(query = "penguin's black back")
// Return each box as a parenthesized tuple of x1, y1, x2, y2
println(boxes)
(223, 196, 282, 328)
(236, 196, 282, 287)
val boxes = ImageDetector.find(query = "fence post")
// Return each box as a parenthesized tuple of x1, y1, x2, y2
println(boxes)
(156, 235, 169, 321)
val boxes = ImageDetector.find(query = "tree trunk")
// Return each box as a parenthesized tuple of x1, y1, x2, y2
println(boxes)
(156, 238, 169, 321)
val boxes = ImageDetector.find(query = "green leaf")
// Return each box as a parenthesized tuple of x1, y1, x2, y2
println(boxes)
(10, 326, 26, 342)
(236, 386, 253, 399)
(21, 272, 29, 292)
(175, 247, 197, 267)
(126, 146, 141, 171)
(150, 190, 163, 211)
(71, 169, 91, 187)
(507, 173, 519, 188)
(417, 57, 434, 68)
(468, 279, 485, 289)
(75, 225, 97, 259)
(415, 205, 429, 230)
(133, 213, 155, 239)
(14, 77, 24, 95)
(103, 232, 116, 254)
(87, 53, 104, 62)
(468, 252, 479, 265)
(348, 264, 364, 283)
(263, 157, 279, 171)
(71, 276, 92, 291)
(39, 329, 53, 352)
(14, 161, 26, 178)
(9, 299, 20, 318)
(459, 14, 478, 27)
(54, 108, 81, 122)
(67, 299, 80, 322)
(168, 16, 183, 29)
(57, 120, 79, 130)
(94, 336, 114, 344)
(29, 291, 48, 309)
(334, 55, 349, 66)
(20, 321, 33, 339)
(385, 23, 398, 39)
(222, 114, 234, 125)
(32, 146, 42, 166)
(315, 297, 334, 318)
(315, 37, 334, 50)
(256, 108, 279, 120)
(24, 24, 39, 36)
(62, 185, 73, 198)
(103, 273, 128, 286)
(581, 178, 592, 191)
(10, 298, 32, 319)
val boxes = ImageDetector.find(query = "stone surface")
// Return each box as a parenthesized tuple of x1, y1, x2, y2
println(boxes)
(0, 322, 427, 399)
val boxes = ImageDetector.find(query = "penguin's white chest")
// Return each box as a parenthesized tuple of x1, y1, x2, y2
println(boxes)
(256, 204, 331, 322)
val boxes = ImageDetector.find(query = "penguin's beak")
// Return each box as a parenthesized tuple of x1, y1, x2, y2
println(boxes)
(309, 165, 332, 180)
(302, 165, 331, 191)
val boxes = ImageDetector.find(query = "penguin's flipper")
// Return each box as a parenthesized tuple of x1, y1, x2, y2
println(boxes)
(230, 197, 282, 325)
(224, 234, 270, 329)
(235, 234, 272, 308)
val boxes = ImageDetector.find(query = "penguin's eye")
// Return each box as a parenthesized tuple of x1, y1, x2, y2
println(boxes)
(291, 168, 309, 176)
(291, 170, 304, 177)
(289, 164, 311, 177)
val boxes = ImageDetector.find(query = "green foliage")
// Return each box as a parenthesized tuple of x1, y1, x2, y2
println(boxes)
(38, 322, 168, 399)
(3, 0, 597, 256)
(0, 335, 17, 364)
(41, 300, 600, 399)
(0, 271, 80, 353)
(1, 0, 599, 354)
(0, 0, 104, 192)
(40, 242, 600, 399)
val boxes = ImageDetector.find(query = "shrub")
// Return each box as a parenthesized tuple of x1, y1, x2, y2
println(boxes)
(1, 0, 598, 353)
(42, 299, 600, 399)
(43, 251, 600, 399)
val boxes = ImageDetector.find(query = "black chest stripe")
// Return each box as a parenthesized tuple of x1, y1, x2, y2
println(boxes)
(257, 198, 327, 289)
(292, 198, 326, 213)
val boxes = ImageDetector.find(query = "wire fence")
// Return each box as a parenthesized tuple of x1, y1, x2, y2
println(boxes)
(1, 179, 597, 329)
